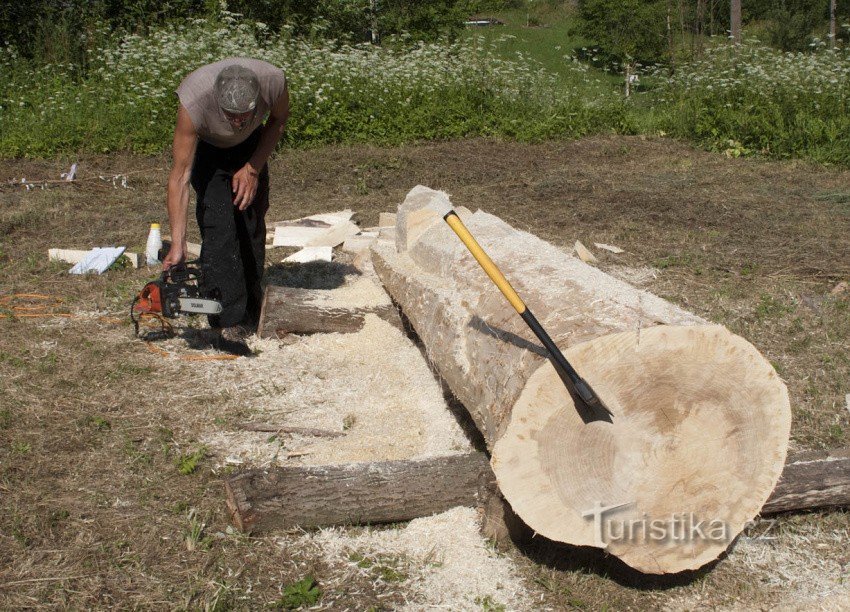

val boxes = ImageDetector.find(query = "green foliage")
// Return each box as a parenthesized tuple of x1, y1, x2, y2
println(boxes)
(176, 446, 207, 475)
(475, 595, 507, 611)
(2, 9, 850, 167)
(762, 0, 828, 51)
(82, 415, 112, 431)
(652, 42, 850, 165)
(0, 15, 631, 157)
(185, 508, 213, 551)
(273, 576, 321, 609)
(574, 0, 668, 64)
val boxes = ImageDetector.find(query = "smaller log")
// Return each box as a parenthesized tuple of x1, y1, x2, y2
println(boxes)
(762, 448, 850, 514)
(257, 285, 402, 338)
(224, 447, 850, 537)
(238, 422, 345, 438)
(225, 452, 493, 532)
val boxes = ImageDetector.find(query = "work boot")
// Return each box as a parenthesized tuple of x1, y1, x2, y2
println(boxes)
(221, 324, 252, 343)
(214, 324, 253, 356)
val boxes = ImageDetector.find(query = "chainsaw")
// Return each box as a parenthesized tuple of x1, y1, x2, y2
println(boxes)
(131, 263, 223, 340)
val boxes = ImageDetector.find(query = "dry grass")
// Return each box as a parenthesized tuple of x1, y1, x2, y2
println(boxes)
(1, 136, 848, 609)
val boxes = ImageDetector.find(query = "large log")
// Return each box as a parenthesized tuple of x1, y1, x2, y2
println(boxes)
(224, 452, 493, 532)
(371, 186, 791, 575)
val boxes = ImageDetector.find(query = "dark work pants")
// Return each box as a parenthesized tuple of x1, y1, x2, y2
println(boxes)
(191, 129, 269, 328)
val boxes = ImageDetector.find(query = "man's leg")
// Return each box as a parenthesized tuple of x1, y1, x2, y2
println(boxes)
(234, 168, 269, 329)
(194, 168, 249, 329)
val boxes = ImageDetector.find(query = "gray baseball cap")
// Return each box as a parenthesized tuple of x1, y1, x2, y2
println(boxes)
(214, 64, 260, 114)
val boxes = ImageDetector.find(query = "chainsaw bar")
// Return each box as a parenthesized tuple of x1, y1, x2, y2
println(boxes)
(178, 297, 223, 315)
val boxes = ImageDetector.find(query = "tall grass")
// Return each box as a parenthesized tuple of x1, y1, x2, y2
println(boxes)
(1, 11, 849, 166)
(649, 42, 850, 165)
(0, 12, 630, 157)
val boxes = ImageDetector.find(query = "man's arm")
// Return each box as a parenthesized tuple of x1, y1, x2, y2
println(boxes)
(232, 82, 290, 211)
(163, 104, 198, 270)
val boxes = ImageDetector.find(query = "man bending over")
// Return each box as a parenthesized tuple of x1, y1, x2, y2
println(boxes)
(163, 58, 289, 351)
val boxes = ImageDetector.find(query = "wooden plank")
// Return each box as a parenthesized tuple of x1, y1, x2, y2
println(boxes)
(48, 248, 90, 264)
(257, 285, 402, 338)
(224, 452, 494, 532)
(762, 448, 850, 514)
(269, 210, 356, 245)
(273, 225, 329, 247)
(342, 233, 379, 255)
(224, 445, 849, 536)
(283, 246, 333, 263)
(306, 220, 360, 248)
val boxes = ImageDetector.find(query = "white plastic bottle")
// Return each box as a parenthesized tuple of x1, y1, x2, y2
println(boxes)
(145, 223, 163, 266)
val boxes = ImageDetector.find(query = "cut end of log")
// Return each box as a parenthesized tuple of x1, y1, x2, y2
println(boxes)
(492, 324, 791, 574)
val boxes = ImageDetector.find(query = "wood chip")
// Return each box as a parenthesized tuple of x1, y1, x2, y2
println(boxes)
(574, 240, 597, 263)
(594, 242, 625, 254)
(831, 281, 848, 296)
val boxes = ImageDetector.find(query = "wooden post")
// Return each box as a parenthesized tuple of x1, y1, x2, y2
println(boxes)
(830, 0, 837, 50)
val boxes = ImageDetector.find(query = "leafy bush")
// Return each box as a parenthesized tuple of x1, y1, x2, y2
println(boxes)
(652, 42, 850, 164)
(273, 576, 321, 609)
(573, 0, 670, 65)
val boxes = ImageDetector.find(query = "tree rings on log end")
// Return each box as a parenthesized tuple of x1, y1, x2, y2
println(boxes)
(492, 324, 791, 575)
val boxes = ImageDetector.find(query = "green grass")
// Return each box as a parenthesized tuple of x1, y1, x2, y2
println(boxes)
(463, 4, 621, 93)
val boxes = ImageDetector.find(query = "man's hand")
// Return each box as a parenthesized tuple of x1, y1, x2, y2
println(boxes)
(162, 244, 185, 271)
(232, 163, 259, 211)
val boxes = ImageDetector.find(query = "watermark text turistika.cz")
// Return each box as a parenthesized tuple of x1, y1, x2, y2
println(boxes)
(581, 501, 734, 548)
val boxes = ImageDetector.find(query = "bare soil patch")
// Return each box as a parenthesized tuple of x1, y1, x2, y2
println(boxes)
(1, 136, 848, 609)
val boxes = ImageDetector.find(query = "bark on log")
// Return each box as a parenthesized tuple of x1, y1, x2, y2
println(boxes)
(224, 452, 493, 532)
(371, 186, 791, 574)
(763, 448, 850, 514)
(221, 445, 848, 545)
(258, 285, 402, 338)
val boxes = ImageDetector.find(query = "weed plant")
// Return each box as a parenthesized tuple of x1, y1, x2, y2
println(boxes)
(648, 40, 850, 165)
(1, 12, 849, 166)
(0, 11, 628, 157)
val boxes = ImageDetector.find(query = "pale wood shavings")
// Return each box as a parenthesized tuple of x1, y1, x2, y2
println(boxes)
(199, 314, 469, 467)
(297, 507, 529, 611)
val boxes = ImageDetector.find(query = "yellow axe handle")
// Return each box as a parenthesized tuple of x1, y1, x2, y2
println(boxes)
(444, 212, 526, 315)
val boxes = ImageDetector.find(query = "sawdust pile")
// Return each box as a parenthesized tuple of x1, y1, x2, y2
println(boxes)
(294, 507, 530, 611)
(200, 313, 470, 467)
